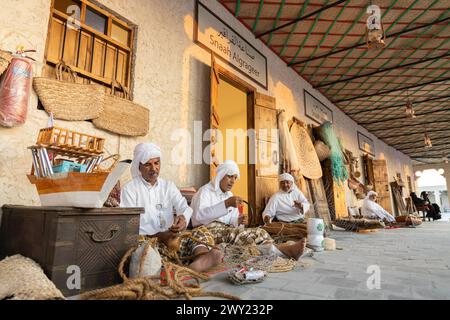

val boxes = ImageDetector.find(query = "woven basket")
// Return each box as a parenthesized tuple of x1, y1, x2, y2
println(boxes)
(0, 50, 13, 76)
(33, 62, 105, 120)
(314, 140, 331, 161)
(0, 255, 65, 300)
(289, 123, 322, 179)
(93, 81, 149, 136)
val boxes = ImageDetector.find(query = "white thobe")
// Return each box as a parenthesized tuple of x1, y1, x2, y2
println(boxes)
(361, 199, 396, 223)
(120, 177, 193, 235)
(262, 188, 310, 223)
(191, 182, 239, 227)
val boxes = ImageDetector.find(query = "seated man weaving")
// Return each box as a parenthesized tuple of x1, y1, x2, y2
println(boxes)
(120, 143, 222, 272)
(361, 191, 396, 223)
(262, 173, 310, 224)
(191, 160, 306, 260)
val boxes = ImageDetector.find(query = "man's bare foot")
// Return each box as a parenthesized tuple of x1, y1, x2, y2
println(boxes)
(276, 238, 307, 260)
(188, 248, 224, 272)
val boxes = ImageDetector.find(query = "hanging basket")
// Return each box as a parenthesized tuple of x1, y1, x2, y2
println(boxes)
(33, 62, 105, 120)
(0, 50, 13, 76)
(314, 140, 331, 162)
(93, 81, 149, 136)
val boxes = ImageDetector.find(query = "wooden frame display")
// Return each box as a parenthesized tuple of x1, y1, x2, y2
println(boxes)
(358, 131, 375, 156)
(304, 89, 333, 125)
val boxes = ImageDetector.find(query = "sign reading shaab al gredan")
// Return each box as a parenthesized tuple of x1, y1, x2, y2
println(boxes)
(195, 1, 268, 89)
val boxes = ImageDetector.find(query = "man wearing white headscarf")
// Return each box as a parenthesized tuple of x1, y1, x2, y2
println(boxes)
(361, 191, 396, 223)
(121, 143, 223, 272)
(191, 160, 307, 260)
(262, 173, 310, 224)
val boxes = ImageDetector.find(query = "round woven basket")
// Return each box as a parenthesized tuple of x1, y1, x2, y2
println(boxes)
(0, 50, 13, 76)
(0, 255, 64, 300)
(289, 123, 322, 179)
(314, 140, 331, 162)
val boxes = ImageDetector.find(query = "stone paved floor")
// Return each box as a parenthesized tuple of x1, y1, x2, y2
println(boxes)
(200, 216, 450, 300)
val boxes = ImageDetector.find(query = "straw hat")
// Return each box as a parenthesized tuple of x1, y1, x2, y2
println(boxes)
(314, 140, 331, 162)
(289, 123, 323, 179)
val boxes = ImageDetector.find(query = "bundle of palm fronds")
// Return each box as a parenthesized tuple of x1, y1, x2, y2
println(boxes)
(395, 215, 422, 226)
(334, 218, 384, 231)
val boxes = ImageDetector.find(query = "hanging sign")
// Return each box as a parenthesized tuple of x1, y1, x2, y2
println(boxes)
(195, 1, 268, 89)
(304, 89, 333, 124)
(358, 131, 375, 156)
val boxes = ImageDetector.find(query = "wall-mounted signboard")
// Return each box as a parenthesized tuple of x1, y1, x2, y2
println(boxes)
(195, 1, 268, 89)
(304, 89, 333, 124)
(358, 131, 375, 156)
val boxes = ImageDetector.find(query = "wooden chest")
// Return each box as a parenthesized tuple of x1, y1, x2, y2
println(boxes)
(0, 205, 142, 297)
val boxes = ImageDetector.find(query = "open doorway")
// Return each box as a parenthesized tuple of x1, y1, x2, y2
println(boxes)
(209, 56, 256, 222)
(416, 169, 449, 213)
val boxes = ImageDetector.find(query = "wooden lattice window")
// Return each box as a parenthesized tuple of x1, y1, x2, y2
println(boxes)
(43, 0, 135, 92)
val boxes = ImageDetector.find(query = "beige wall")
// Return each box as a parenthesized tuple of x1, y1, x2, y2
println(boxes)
(0, 0, 413, 209)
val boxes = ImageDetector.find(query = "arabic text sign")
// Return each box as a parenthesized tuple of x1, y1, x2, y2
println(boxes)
(196, 2, 267, 89)
(304, 90, 333, 124)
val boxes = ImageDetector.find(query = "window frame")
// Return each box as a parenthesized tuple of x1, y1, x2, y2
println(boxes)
(43, 0, 135, 92)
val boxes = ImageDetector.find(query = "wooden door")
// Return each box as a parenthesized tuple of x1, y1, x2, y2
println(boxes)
(372, 159, 393, 213)
(209, 54, 220, 179)
(253, 93, 279, 226)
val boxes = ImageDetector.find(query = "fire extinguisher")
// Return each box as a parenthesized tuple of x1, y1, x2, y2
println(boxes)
(0, 48, 35, 127)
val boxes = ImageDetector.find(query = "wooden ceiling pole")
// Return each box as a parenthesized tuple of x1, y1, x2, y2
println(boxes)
(255, 0, 346, 38)
(370, 118, 450, 133)
(379, 127, 450, 139)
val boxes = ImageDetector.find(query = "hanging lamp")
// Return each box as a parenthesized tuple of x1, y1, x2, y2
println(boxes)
(424, 132, 432, 148)
(405, 90, 416, 118)
(366, 3, 386, 49)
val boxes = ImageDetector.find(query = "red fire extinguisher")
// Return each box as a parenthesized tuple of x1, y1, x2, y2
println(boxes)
(0, 49, 35, 127)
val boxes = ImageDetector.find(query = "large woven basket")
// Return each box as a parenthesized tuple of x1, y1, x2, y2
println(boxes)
(33, 62, 104, 120)
(0, 254, 65, 300)
(93, 81, 149, 136)
(0, 50, 13, 76)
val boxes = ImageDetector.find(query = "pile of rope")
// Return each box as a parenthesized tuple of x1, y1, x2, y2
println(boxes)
(244, 255, 297, 273)
(80, 235, 240, 300)
(222, 243, 261, 267)
(262, 222, 307, 243)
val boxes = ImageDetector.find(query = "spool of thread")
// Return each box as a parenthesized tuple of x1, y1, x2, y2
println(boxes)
(323, 238, 336, 251)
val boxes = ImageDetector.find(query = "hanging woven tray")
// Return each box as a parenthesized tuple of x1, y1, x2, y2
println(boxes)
(93, 81, 149, 136)
(33, 62, 104, 120)
(289, 122, 323, 179)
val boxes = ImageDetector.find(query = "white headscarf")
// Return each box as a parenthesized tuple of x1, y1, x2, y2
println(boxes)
(366, 191, 378, 199)
(279, 172, 298, 193)
(131, 143, 162, 178)
(213, 160, 240, 191)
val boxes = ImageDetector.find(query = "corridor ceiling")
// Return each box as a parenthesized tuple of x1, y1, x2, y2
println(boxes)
(218, 0, 450, 164)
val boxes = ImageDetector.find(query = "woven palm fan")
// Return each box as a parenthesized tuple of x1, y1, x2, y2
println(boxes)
(289, 123, 322, 179)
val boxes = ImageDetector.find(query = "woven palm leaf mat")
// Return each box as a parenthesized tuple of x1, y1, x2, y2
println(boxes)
(334, 218, 385, 232)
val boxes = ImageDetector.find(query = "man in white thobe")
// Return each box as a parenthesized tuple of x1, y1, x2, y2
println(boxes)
(121, 143, 223, 272)
(361, 191, 396, 223)
(262, 173, 310, 224)
(191, 160, 307, 260)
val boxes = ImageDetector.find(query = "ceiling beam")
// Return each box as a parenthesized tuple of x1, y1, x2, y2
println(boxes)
(359, 106, 450, 125)
(379, 128, 450, 139)
(400, 141, 450, 152)
(315, 52, 450, 88)
(334, 77, 450, 103)
(370, 118, 450, 133)
(393, 137, 450, 151)
(348, 94, 450, 115)
(255, 0, 347, 38)
(289, 16, 450, 66)
(389, 134, 450, 147)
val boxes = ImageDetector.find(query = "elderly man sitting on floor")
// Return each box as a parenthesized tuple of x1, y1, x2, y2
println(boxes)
(120, 143, 223, 272)
(361, 191, 396, 224)
(262, 173, 310, 224)
(191, 160, 307, 261)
